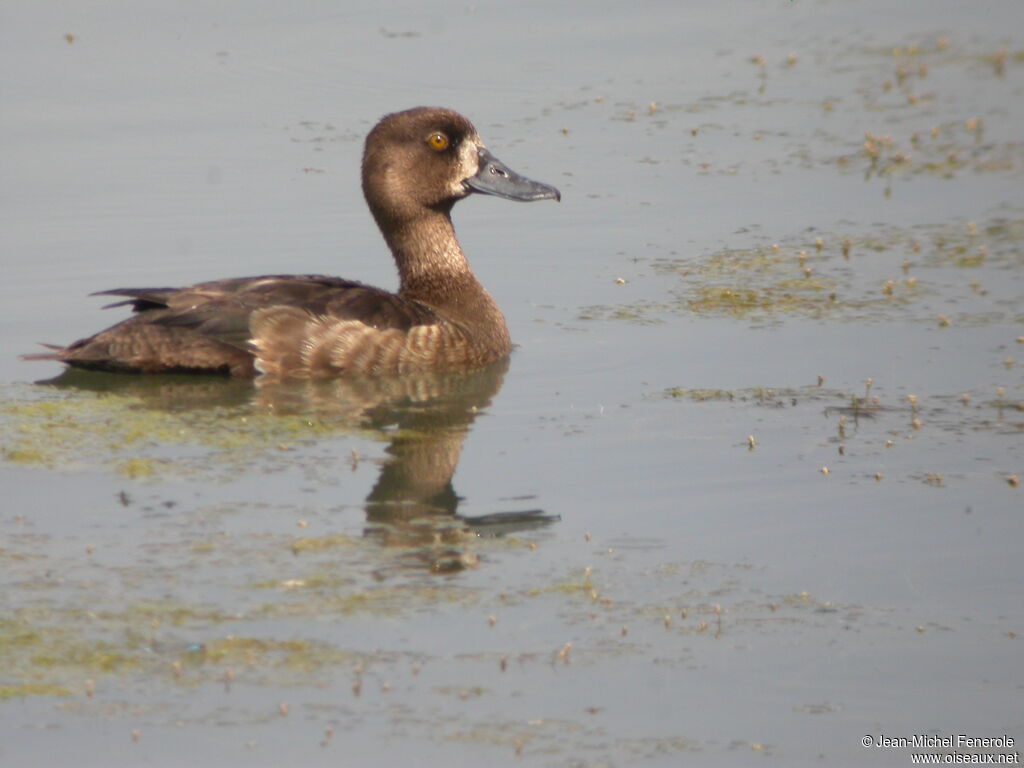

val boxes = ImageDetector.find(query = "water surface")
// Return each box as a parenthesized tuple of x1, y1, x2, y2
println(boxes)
(1, 1, 1022, 766)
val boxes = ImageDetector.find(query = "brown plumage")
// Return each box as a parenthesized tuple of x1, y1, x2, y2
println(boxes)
(24, 107, 560, 377)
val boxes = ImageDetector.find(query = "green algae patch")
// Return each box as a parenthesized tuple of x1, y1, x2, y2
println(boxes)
(0, 382, 381, 480)
(289, 533, 358, 554)
(0, 612, 144, 692)
(115, 457, 159, 478)
(107, 600, 234, 627)
(443, 718, 581, 749)
(0, 617, 44, 653)
(578, 301, 670, 325)
(0, 683, 72, 700)
(1, 446, 50, 465)
(198, 635, 352, 675)
(247, 583, 482, 620)
(673, 241, 886, 321)
(584, 216, 1024, 327)
(660, 384, 845, 405)
(831, 129, 1020, 185)
(0, 604, 367, 693)
(688, 279, 833, 318)
(31, 644, 138, 674)
(0, 607, 384, 693)
(525, 569, 595, 598)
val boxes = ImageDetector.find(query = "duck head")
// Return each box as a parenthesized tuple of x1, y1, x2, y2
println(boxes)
(362, 106, 560, 225)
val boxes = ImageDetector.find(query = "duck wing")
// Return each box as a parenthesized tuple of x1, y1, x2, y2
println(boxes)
(34, 275, 444, 376)
(101, 275, 438, 339)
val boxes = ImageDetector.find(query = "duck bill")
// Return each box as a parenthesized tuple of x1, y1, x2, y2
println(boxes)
(464, 147, 561, 202)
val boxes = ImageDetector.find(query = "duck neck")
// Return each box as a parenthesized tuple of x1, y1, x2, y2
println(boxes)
(380, 208, 510, 352)
(386, 211, 470, 294)
(383, 211, 494, 311)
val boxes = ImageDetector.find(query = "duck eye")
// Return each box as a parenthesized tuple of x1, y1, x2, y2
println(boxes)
(426, 132, 449, 151)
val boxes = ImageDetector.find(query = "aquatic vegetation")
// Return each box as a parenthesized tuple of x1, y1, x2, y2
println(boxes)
(660, 385, 829, 404)
(99, 600, 234, 627)
(582, 216, 1023, 326)
(288, 533, 358, 554)
(0, 383, 381, 480)
(200, 636, 341, 673)
(0, 683, 72, 700)
(0, 613, 141, 695)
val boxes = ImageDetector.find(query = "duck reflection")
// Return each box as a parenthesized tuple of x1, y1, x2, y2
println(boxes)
(37, 361, 557, 572)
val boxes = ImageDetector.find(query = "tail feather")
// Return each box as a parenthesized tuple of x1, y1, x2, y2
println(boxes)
(20, 344, 66, 361)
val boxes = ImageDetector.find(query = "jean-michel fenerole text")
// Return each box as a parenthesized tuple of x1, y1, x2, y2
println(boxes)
(872, 735, 1015, 750)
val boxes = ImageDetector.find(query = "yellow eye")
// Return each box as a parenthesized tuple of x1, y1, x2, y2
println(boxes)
(427, 132, 449, 151)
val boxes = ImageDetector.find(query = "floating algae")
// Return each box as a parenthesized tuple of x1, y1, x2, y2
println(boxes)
(0, 382, 380, 481)
(582, 217, 1024, 326)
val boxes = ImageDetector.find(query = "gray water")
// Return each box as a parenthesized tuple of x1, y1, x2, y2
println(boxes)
(1, 1, 1022, 766)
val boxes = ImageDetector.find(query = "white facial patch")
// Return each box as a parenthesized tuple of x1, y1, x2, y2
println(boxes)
(451, 136, 483, 196)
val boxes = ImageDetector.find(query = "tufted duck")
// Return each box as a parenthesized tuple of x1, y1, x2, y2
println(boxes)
(25, 107, 560, 377)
